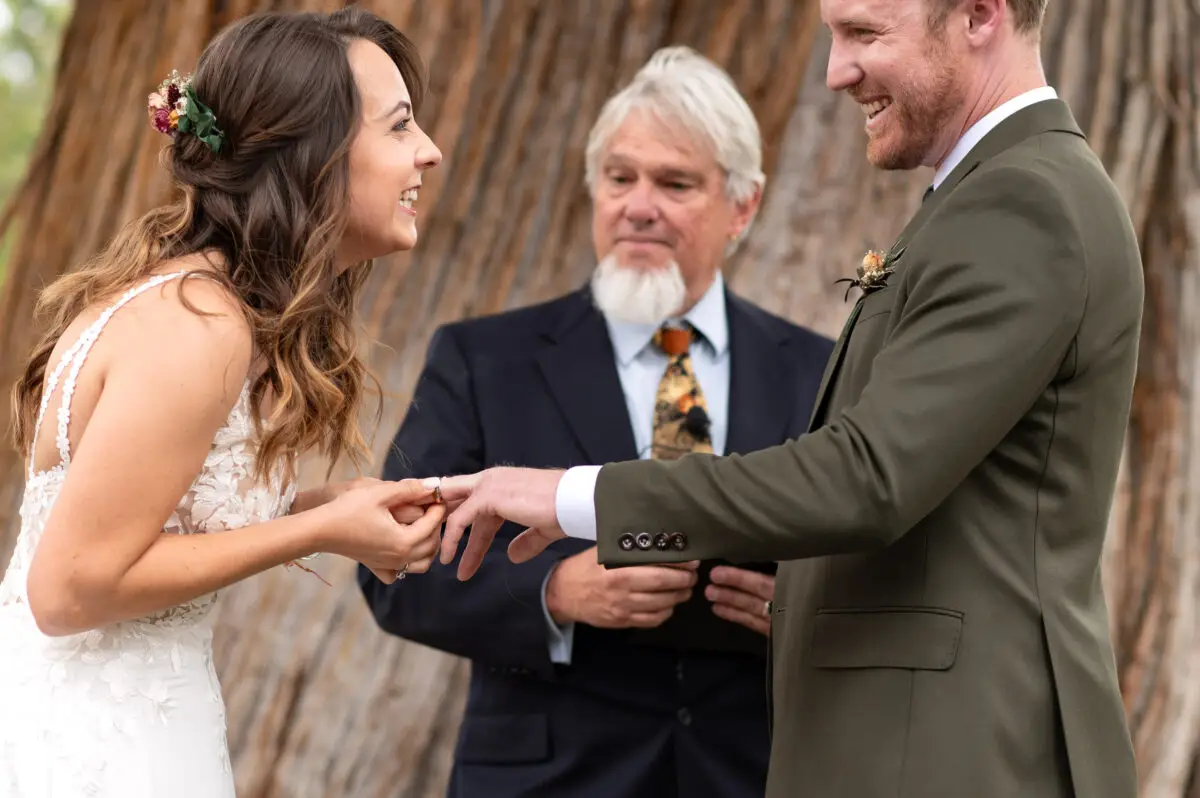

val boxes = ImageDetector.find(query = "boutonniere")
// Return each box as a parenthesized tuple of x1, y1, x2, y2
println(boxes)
(835, 244, 904, 301)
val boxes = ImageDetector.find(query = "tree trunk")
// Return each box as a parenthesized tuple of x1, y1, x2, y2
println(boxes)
(0, 1, 1196, 796)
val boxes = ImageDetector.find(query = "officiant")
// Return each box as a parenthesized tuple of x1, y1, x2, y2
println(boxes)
(358, 46, 832, 798)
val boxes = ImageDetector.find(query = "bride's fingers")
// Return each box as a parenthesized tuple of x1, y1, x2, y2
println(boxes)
(390, 504, 425, 524)
(406, 532, 441, 563)
(405, 554, 435, 574)
(402, 502, 446, 539)
(368, 565, 398, 584)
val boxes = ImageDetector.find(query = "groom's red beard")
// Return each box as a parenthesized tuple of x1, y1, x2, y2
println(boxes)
(856, 43, 964, 171)
(590, 255, 687, 326)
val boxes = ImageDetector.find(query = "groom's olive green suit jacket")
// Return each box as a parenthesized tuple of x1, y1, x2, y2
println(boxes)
(592, 100, 1142, 797)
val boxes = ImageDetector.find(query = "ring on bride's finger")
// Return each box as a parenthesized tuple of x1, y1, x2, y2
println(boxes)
(432, 477, 444, 504)
(395, 563, 408, 581)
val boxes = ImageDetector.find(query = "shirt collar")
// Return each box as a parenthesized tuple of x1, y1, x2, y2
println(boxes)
(932, 86, 1059, 190)
(606, 270, 729, 366)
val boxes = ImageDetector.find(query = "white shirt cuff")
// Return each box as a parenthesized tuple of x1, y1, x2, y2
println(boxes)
(555, 466, 600, 541)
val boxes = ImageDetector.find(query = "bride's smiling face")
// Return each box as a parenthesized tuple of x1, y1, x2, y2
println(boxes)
(338, 38, 442, 268)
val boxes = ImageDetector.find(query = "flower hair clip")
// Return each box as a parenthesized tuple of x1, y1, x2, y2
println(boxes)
(148, 69, 226, 154)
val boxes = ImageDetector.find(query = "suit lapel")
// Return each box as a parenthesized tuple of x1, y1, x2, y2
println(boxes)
(806, 297, 863, 431)
(806, 99, 1085, 432)
(725, 292, 796, 454)
(536, 289, 639, 465)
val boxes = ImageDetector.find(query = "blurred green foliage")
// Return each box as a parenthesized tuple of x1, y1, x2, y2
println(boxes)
(0, 0, 69, 282)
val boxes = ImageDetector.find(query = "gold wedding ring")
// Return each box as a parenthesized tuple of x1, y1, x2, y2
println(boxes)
(432, 477, 443, 504)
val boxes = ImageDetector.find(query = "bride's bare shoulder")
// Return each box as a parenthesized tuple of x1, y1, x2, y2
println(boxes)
(81, 260, 254, 404)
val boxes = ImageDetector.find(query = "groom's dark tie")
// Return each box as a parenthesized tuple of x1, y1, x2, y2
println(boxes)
(650, 323, 713, 460)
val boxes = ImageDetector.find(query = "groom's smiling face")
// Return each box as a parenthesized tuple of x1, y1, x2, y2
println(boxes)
(821, 0, 968, 170)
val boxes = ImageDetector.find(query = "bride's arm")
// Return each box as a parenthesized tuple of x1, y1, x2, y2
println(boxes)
(25, 280, 440, 636)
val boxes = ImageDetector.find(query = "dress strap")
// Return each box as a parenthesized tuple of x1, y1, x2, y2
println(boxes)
(29, 271, 187, 477)
(27, 333, 88, 479)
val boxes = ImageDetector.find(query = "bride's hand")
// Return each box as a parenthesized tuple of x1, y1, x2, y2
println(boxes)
(313, 478, 445, 582)
(290, 477, 378, 515)
(293, 477, 445, 517)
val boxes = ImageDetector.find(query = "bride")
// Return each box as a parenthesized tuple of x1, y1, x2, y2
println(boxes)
(0, 8, 442, 796)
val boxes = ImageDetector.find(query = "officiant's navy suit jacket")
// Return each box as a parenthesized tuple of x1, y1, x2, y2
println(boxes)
(358, 283, 832, 798)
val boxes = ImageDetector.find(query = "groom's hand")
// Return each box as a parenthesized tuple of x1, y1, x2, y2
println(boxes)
(439, 467, 567, 580)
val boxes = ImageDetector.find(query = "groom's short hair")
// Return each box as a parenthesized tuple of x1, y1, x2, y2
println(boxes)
(583, 47, 765, 213)
(927, 0, 1048, 34)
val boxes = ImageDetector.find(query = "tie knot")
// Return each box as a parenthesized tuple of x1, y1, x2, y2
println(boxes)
(653, 324, 693, 356)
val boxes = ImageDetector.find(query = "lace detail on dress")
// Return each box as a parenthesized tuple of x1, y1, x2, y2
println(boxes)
(0, 271, 298, 797)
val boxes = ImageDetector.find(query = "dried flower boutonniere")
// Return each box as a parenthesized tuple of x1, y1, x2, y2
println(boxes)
(835, 245, 904, 301)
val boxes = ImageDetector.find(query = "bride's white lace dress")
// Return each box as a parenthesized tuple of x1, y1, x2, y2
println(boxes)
(0, 272, 296, 797)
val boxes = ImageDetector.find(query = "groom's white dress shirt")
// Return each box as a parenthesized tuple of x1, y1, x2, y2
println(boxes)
(553, 85, 1061, 543)
(544, 272, 731, 663)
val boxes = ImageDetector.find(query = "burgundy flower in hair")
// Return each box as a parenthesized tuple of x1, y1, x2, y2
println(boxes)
(147, 69, 227, 153)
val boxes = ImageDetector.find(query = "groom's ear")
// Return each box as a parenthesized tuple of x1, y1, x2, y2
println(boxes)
(963, 0, 1007, 45)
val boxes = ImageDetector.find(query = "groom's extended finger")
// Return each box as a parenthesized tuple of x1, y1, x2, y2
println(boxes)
(458, 512, 504, 580)
(438, 473, 482, 505)
(508, 528, 554, 564)
(440, 495, 476, 564)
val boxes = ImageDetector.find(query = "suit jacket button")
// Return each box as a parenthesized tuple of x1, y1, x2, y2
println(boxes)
(635, 532, 653, 550)
(653, 533, 670, 551)
(669, 532, 687, 551)
(618, 533, 636, 551)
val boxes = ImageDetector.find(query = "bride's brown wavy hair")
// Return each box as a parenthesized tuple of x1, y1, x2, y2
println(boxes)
(11, 7, 426, 484)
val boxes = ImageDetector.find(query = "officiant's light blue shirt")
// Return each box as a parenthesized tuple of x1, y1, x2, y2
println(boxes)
(543, 271, 731, 664)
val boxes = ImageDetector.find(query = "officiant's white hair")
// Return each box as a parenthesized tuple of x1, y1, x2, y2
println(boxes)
(584, 46, 765, 246)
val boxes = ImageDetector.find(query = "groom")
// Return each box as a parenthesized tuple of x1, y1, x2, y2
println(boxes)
(437, 0, 1143, 797)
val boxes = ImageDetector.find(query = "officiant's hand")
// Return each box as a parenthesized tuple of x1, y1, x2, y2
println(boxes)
(439, 468, 566, 580)
(546, 547, 699, 629)
(706, 566, 774, 637)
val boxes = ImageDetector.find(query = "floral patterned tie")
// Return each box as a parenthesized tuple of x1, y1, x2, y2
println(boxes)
(651, 323, 713, 460)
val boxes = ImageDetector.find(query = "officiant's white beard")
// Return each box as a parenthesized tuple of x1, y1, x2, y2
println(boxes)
(590, 255, 688, 326)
